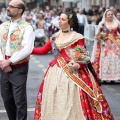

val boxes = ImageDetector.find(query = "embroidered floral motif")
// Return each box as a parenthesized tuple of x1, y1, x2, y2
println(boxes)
(93, 23, 120, 80)
(3, 33, 8, 40)
(10, 34, 17, 42)
(11, 45, 17, 50)
(0, 20, 30, 55)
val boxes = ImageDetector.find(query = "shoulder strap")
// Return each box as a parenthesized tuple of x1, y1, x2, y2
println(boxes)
(108, 33, 120, 48)
(57, 56, 104, 113)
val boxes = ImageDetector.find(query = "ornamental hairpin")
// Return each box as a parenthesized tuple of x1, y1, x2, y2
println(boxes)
(69, 14, 73, 19)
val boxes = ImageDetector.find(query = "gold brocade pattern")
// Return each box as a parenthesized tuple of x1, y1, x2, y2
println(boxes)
(57, 56, 104, 113)
(34, 31, 114, 120)
(41, 64, 86, 120)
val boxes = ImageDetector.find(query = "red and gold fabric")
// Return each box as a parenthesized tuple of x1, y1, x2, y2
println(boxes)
(93, 23, 120, 80)
(32, 31, 114, 120)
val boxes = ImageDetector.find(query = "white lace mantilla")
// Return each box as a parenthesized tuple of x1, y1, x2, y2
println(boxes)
(55, 31, 84, 50)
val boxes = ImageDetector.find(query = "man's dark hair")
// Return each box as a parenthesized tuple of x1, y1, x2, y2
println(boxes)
(18, 3, 25, 15)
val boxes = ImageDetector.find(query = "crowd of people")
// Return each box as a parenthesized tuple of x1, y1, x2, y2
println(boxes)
(0, 5, 120, 38)
(0, 0, 120, 120)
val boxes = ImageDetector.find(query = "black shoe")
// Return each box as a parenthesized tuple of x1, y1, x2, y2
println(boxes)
(110, 80, 115, 83)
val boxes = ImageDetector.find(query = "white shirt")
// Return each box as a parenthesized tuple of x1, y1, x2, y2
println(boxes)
(51, 16, 59, 28)
(0, 19, 35, 63)
(77, 14, 88, 26)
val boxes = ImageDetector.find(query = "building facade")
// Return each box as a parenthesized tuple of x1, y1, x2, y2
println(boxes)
(79, 0, 120, 10)
(0, 0, 120, 10)
(47, 0, 120, 10)
(62, 0, 120, 10)
(0, 0, 37, 9)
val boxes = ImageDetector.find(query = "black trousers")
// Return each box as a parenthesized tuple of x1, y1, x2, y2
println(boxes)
(0, 63, 28, 120)
(78, 25, 84, 35)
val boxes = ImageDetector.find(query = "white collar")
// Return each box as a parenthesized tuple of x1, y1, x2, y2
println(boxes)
(10, 18, 21, 24)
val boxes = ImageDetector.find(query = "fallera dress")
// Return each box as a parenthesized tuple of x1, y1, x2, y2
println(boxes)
(92, 23, 120, 81)
(32, 31, 114, 120)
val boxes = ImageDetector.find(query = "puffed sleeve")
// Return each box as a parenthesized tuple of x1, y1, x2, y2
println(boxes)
(71, 38, 85, 48)
(32, 40, 52, 55)
(77, 38, 85, 47)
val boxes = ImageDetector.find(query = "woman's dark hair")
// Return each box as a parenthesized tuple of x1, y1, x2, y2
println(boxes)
(39, 13, 44, 18)
(18, 3, 25, 15)
(64, 10, 79, 33)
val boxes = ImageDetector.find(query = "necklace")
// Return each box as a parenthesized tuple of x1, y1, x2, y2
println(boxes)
(62, 29, 71, 33)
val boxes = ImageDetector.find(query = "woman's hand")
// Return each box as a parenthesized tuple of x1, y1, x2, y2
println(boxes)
(67, 60, 80, 72)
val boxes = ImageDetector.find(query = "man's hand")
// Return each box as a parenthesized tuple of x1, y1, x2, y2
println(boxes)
(1, 59, 11, 70)
(0, 60, 2, 68)
(3, 66, 12, 73)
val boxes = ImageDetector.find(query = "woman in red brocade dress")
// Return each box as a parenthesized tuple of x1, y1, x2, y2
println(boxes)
(32, 10, 114, 120)
(91, 9, 120, 82)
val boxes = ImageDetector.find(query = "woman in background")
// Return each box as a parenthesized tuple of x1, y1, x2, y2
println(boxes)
(91, 9, 120, 83)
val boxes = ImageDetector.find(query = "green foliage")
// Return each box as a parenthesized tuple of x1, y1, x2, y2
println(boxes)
(73, 46, 83, 52)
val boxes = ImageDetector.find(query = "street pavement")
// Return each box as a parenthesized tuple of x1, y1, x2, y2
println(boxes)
(0, 41, 120, 120)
